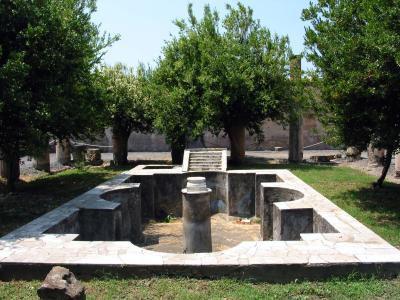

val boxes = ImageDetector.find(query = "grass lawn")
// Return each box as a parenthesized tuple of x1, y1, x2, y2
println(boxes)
(0, 159, 399, 299)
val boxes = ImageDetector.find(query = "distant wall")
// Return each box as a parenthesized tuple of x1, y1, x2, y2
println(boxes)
(90, 117, 331, 152)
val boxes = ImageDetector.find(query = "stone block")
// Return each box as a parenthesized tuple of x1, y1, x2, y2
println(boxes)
(260, 184, 304, 240)
(273, 205, 313, 241)
(153, 173, 183, 218)
(255, 174, 278, 217)
(85, 148, 102, 166)
(37, 266, 85, 300)
(228, 173, 255, 217)
(182, 178, 212, 253)
(128, 175, 155, 218)
(184, 171, 227, 214)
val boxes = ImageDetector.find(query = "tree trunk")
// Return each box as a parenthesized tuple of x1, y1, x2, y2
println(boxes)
(227, 124, 246, 164)
(170, 135, 186, 165)
(1, 156, 20, 192)
(171, 143, 186, 165)
(56, 139, 71, 165)
(112, 131, 129, 166)
(374, 148, 393, 189)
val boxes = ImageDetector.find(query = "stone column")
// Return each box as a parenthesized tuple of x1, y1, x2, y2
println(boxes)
(33, 148, 50, 172)
(395, 153, 400, 178)
(289, 117, 303, 162)
(182, 177, 212, 253)
(288, 55, 303, 163)
(56, 139, 71, 165)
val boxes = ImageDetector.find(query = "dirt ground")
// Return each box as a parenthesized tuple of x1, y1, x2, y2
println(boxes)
(139, 213, 261, 253)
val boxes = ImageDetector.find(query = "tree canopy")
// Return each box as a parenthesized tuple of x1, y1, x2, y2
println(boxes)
(303, 0, 400, 186)
(99, 63, 153, 165)
(153, 3, 293, 163)
(0, 0, 115, 189)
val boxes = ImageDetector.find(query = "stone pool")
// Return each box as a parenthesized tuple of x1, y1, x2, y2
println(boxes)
(1, 165, 399, 282)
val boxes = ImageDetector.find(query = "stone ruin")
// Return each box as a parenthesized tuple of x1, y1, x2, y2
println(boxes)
(0, 149, 399, 282)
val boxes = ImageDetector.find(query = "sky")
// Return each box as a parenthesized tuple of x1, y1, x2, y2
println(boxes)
(92, 0, 314, 70)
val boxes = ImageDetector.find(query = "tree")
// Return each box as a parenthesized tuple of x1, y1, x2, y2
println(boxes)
(154, 3, 293, 164)
(99, 63, 153, 166)
(0, 0, 115, 190)
(151, 7, 205, 164)
(201, 4, 293, 163)
(303, 0, 400, 187)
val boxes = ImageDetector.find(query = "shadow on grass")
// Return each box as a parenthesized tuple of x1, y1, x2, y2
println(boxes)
(334, 182, 400, 245)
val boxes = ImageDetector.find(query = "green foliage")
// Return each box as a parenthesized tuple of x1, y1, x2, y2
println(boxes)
(152, 3, 293, 157)
(302, 0, 400, 151)
(99, 63, 153, 136)
(0, 0, 116, 187)
(200, 3, 293, 138)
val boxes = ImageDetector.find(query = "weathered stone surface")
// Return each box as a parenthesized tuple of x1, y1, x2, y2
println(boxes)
(288, 56, 304, 163)
(182, 178, 212, 253)
(395, 154, 400, 178)
(346, 146, 361, 161)
(33, 148, 50, 172)
(128, 174, 155, 218)
(153, 173, 183, 218)
(101, 184, 142, 243)
(85, 148, 102, 166)
(37, 266, 85, 300)
(288, 117, 304, 163)
(260, 184, 304, 240)
(2, 167, 400, 282)
(72, 145, 86, 163)
(309, 155, 336, 163)
(273, 205, 313, 240)
(184, 171, 227, 214)
(228, 172, 255, 217)
(255, 174, 278, 217)
(56, 139, 71, 165)
(367, 144, 385, 168)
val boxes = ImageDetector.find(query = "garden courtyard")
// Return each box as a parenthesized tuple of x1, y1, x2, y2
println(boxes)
(1, 152, 399, 299)
(1, 0, 400, 298)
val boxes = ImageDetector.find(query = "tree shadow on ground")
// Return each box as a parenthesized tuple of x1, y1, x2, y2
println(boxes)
(335, 182, 400, 228)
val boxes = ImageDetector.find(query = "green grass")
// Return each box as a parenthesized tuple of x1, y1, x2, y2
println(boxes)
(1, 276, 399, 299)
(1, 158, 400, 299)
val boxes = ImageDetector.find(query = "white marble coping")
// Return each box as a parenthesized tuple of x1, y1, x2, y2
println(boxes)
(0, 167, 399, 280)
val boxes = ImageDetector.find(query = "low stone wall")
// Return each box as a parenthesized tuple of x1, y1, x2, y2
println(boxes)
(1, 166, 399, 281)
(3, 174, 142, 243)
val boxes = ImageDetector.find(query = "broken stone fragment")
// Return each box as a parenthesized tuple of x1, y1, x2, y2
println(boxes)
(345, 146, 361, 161)
(37, 266, 85, 300)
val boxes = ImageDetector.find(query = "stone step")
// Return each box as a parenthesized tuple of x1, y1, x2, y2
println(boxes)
(190, 161, 221, 165)
(184, 148, 226, 172)
(190, 160, 221, 165)
(189, 156, 221, 160)
(190, 153, 221, 156)
(189, 168, 223, 171)
(189, 160, 221, 163)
